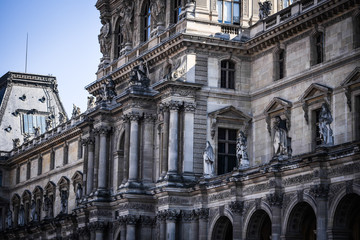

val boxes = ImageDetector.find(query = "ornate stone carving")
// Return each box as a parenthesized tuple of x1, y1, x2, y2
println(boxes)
(255, 198, 262, 210)
(297, 190, 304, 202)
(143, 113, 156, 123)
(98, 76, 116, 103)
(181, 210, 196, 222)
(130, 58, 150, 88)
(259, 1, 272, 19)
(196, 208, 209, 220)
(236, 131, 249, 168)
(150, 0, 166, 26)
(89, 221, 108, 231)
(87, 96, 96, 110)
(229, 201, 244, 214)
(203, 141, 215, 177)
(98, 19, 111, 58)
(273, 116, 292, 158)
(72, 104, 81, 119)
(12, 138, 20, 149)
(45, 116, 53, 131)
(165, 209, 180, 221)
(168, 101, 182, 111)
(59, 112, 66, 124)
(139, 215, 155, 226)
(126, 215, 139, 225)
(128, 113, 140, 122)
(60, 190, 68, 214)
(118, 0, 134, 45)
(310, 184, 329, 199)
(283, 173, 314, 186)
(184, 102, 196, 112)
(209, 191, 231, 202)
(266, 192, 283, 207)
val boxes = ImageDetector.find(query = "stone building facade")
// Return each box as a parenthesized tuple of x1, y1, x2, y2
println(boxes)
(1, 0, 360, 239)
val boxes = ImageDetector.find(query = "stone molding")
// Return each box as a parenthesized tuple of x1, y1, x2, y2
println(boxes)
(88, 221, 108, 231)
(168, 101, 182, 111)
(229, 201, 244, 214)
(183, 102, 196, 112)
(310, 184, 329, 199)
(266, 192, 284, 207)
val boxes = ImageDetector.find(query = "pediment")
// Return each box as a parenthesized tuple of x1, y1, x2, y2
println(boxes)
(32, 185, 43, 195)
(44, 181, 56, 192)
(264, 97, 292, 116)
(57, 176, 70, 188)
(341, 67, 360, 89)
(21, 190, 31, 200)
(11, 193, 20, 203)
(71, 171, 83, 182)
(299, 83, 332, 103)
(209, 106, 251, 122)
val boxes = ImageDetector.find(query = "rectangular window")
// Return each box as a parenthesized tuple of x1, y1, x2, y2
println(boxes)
(218, 128, 237, 175)
(38, 156, 42, 175)
(283, 0, 293, 8)
(217, 0, 240, 25)
(173, 0, 182, 23)
(16, 167, 20, 184)
(316, 33, 324, 64)
(26, 162, 31, 180)
(50, 151, 55, 170)
(279, 50, 285, 79)
(22, 114, 46, 135)
(220, 60, 235, 89)
(63, 145, 69, 165)
(314, 109, 322, 146)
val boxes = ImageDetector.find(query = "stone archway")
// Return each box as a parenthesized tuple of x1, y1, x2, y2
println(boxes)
(331, 193, 360, 240)
(285, 202, 316, 240)
(211, 216, 233, 240)
(246, 209, 271, 240)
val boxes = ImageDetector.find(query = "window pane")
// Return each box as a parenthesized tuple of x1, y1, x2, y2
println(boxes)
(228, 129, 237, 140)
(228, 61, 235, 69)
(221, 70, 227, 88)
(221, 61, 227, 68)
(41, 116, 46, 133)
(218, 155, 225, 175)
(28, 115, 33, 133)
(218, 128, 226, 139)
(227, 156, 237, 172)
(233, 3, 240, 24)
(228, 71, 235, 89)
(217, 1, 223, 22)
(228, 143, 236, 154)
(23, 114, 28, 133)
(224, 1, 232, 23)
(219, 143, 226, 153)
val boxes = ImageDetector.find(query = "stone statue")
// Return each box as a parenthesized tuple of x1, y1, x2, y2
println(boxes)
(99, 20, 111, 58)
(203, 141, 215, 177)
(236, 131, 249, 168)
(150, 0, 166, 26)
(60, 190, 68, 214)
(45, 116, 53, 131)
(72, 104, 81, 118)
(130, 58, 150, 88)
(319, 103, 334, 145)
(87, 96, 96, 109)
(119, 0, 134, 45)
(99, 76, 117, 102)
(23, 133, 31, 142)
(76, 184, 83, 206)
(13, 138, 20, 149)
(18, 204, 25, 226)
(59, 112, 66, 124)
(43, 195, 53, 218)
(259, 1, 272, 19)
(33, 126, 41, 137)
(30, 199, 37, 222)
(273, 116, 290, 157)
(6, 209, 12, 229)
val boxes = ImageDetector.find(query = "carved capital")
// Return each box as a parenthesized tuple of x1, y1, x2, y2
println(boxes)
(184, 102, 196, 112)
(125, 215, 139, 225)
(143, 113, 156, 123)
(266, 192, 283, 207)
(98, 126, 111, 136)
(310, 184, 329, 199)
(159, 102, 169, 113)
(196, 208, 209, 220)
(181, 210, 196, 222)
(138, 215, 155, 226)
(88, 221, 108, 231)
(164, 209, 180, 221)
(121, 114, 130, 123)
(129, 113, 140, 122)
(168, 101, 182, 111)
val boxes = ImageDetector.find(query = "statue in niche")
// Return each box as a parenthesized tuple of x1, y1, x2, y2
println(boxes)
(59, 112, 66, 124)
(273, 116, 290, 157)
(43, 195, 53, 218)
(60, 190, 68, 214)
(150, 0, 165, 26)
(98, 19, 111, 58)
(72, 104, 81, 118)
(203, 141, 215, 177)
(6, 209, 12, 228)
(76, 184, 83, 206)
(119, 0, 134, 45)
(319, 103, 334, 145)
(236, 131, 249, 168)
(258, 1, 272, 19)
(13, 138, 20, 148)
(87, 96, 96, 109)
(18, 204, 25, 226)
(30, 199, 37, 222)
(33, 126, 41, 137)
(130, 58, 150, 88)
(45, 116, 53, 131)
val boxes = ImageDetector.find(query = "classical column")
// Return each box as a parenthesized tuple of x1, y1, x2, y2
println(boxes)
(160, 104, 169, 176)
(197, 208, 209, 240)
(129, 113, 140, 181)
(181, 210, 195, 240)
(86, 138, 95, 195)
(139, 216, 154, 240)
(229, 201, 244, 240)
(157, 211, 167, 240)
(98, 127, 110, 190)
(311, 184, 329, 240)
(122, 115, 130, 184)
(165, 210, 179, 240)
(168, 101, 181, 174)
(126, 215, 138, 240)
(183, 102, 196, 174)
(267, 193, 283, 240)
(143, 114, 155, 183)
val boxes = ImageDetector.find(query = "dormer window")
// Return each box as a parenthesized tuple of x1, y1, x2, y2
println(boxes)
(22, 114, 46, 135)
(217, 0, 240, 25)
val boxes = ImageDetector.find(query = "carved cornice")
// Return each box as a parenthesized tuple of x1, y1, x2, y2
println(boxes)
(310, 184, 329, 199)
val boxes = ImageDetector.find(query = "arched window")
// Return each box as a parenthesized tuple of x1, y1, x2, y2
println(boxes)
(114, 22, 124, 59)
(220, 60, 235, 89)
(143, 1, 151, 42)
(217, 0, 240, 25)
(173, 0, 182, 23)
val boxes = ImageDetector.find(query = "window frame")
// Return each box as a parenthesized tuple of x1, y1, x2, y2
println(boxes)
(173, 0, 182, 24)
(21, 113, 46, 135)
(143, 1, 152, 42)
(114, 21, 124, 59)
(217, 0, 241, 25)
(220, 60, 236, 89)
(217, 128, 237, 175)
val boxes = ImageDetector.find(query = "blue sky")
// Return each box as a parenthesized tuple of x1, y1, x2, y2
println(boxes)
(0, 0, 101, 115)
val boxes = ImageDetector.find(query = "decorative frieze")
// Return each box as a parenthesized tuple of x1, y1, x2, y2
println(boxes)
(266, 192, 283, 207)
(229, 201, 244, 214)
(310, 184, 329, 199)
